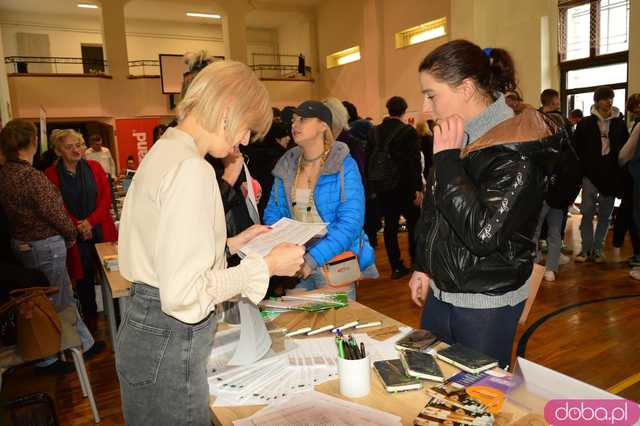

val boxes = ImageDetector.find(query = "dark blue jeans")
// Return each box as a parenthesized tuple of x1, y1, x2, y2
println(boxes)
(420, 291, 524, 369)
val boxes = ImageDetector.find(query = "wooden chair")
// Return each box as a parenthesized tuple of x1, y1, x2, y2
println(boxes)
(519, 264, 545, 324)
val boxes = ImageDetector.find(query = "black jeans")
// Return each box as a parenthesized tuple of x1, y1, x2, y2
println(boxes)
(613, 193, 639, 253)
(378, 191, 419, 270)
(420, 291, 525, 369)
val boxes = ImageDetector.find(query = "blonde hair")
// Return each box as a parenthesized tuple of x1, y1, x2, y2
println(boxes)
(177, 60, 272, 142)
(415, 121, 431, 137)
(323, 97, 349, 137)
(50, 129, 84, 150)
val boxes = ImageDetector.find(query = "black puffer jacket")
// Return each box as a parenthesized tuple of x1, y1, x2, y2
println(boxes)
(415, 109, 564, 295)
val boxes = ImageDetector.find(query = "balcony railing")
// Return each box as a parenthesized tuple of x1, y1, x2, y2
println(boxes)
(5, 56, 109, 75)
(250, 53, 313, 80)
(128, 59, 160, 77)
(5, 55, 314, 82)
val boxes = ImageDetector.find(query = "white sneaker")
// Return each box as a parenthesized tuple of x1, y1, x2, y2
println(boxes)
(543, 270, 556, 282)
(558, 254, 571, 265)
(631, 268, 640, 281)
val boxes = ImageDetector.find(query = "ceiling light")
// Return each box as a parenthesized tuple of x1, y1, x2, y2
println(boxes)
(186, 12, 221, 19)
(77, 3, 99, 9)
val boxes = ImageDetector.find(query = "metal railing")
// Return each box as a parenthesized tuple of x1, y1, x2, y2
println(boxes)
(128, 59, 160, 77)
(250, 53, 312, 80)
(5, 56, 109, 75)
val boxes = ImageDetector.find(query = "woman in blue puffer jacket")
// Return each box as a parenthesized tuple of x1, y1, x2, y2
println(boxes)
(263, 100, 377, 299)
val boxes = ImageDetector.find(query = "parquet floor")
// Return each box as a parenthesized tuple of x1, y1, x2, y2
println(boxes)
(1, 215, 639, 425)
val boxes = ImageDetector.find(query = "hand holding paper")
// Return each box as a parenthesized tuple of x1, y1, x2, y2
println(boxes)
(264, 243, 305, 277)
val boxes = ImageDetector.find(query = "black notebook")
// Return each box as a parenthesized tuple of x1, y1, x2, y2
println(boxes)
(435, 344, 498, 374)
(400, 350, 444, 382)
(373, 359, 423, 392)
(394, 329, 438, 352)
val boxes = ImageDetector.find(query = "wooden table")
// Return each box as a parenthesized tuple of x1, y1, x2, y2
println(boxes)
(95, 242, 131, 348)
(209, 301, 530, 426)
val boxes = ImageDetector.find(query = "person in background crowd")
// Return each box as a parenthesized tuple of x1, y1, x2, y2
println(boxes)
(366, 96, 422, 279)
(343, 100, 360, 124)
(244, 120, 290, 216)
(539, 89, 572, 134)
(85, 134, 116, 178)
(619, 93, 640, 278)
(409, 40, 563, 368)
(116, 60, 304, 424)
(505, 90, 527, 114)
(324, 98, 365, 176)
(264, 100, 377, 300)
(573, 86, 629, 263)
(533, 89, 578, 281)
(45, 129, 118, 333)
(0, 120, 102, 373)
(415, 120, 434, 185)
(272, 107, 282, 123)
(125, 155, 136, 173)
(569, 109, 583, 128)
(152, 124, 168, 145)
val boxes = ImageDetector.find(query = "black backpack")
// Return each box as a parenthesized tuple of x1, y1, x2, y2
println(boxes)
(367, 125, 406, 193)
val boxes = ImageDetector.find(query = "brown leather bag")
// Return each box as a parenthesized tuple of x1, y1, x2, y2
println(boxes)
(3, 288, 62, 362)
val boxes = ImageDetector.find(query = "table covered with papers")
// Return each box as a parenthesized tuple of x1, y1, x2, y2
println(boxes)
(208, 300, 547, 426)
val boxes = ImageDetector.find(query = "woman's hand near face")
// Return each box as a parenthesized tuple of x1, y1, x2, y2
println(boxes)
(433, 114, 465, 155)
(221, 150, 244, 186)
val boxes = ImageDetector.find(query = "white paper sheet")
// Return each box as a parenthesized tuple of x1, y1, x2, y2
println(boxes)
(233, 391, 402, 426)
(228, 299, 272, 366)
(238, 218, 327, 257)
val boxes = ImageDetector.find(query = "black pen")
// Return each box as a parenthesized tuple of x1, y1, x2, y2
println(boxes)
(360, 342, 366, 358)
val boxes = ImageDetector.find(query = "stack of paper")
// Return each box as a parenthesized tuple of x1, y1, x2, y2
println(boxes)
(239, 217, 327, 258)
(233, 391, 402, 426)
(102, 254, 119, 271)
(208, 327, 410, 407)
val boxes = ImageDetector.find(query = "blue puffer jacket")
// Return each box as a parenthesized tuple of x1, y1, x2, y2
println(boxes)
(263, 141, 375, 271)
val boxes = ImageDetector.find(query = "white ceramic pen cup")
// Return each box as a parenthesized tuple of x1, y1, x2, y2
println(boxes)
(337, 355, 370, 398)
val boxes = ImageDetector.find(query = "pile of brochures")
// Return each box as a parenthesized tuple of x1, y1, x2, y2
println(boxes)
(208, 327, 407, 407)
(259, 292, 348, 314)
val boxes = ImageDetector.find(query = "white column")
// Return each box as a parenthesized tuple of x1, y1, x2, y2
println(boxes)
(98, 0, 130, 80)
(219, 0, 251, 63)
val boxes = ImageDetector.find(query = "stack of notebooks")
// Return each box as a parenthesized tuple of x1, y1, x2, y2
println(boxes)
(370, 330, 504, 425)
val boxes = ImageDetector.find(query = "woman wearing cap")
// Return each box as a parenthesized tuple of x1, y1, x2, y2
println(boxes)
(116, 61, 304, 425)
(263, 100, 376, 300)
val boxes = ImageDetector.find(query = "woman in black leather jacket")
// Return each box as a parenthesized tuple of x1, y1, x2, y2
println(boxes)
(408, 40, 563, 368)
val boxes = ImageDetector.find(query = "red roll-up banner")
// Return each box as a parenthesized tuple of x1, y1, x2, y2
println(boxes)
(114, 117, 161, 173)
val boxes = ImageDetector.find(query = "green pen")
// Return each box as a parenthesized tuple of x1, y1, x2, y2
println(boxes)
(336, 337, 345, 359)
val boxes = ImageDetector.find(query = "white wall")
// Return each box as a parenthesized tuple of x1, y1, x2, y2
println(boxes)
(276, 16, 314, 76)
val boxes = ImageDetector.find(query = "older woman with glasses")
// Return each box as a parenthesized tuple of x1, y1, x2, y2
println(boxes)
(44, 129, 117, 332)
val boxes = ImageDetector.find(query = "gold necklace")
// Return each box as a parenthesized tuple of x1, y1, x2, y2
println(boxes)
(292, 150, 328, 221)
